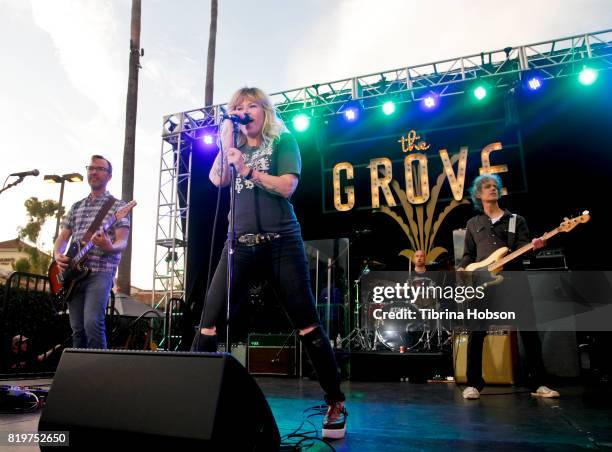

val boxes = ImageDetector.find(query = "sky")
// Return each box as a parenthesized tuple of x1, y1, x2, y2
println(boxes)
(0, 0, 610, 289)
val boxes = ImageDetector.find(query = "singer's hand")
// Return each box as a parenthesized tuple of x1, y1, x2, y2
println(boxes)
(220, 113, 238, 149)
(227, 148, 247, 174)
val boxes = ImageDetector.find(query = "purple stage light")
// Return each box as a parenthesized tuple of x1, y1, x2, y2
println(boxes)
(203, 134, 214, 145)
(420, 93, 439, 111)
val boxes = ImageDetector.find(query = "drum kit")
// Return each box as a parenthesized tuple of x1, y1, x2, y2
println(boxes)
(345, 260, 453, 353)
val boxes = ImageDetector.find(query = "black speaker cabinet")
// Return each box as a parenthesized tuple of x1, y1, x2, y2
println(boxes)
(38, 349, 280, 450)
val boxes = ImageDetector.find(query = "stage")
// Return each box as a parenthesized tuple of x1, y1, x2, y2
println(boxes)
(2, 376, 611, 451)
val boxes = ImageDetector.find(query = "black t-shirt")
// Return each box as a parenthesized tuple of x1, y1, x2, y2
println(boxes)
(230, 133, 302, 236)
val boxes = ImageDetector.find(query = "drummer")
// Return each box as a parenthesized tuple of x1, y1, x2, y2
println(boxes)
(413, 250, 427, 275)
(410, 249, 449, 309)
(410, 249, 435, 302)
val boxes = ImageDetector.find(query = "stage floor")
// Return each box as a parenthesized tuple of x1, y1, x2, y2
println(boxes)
(1, 377, 611, 451)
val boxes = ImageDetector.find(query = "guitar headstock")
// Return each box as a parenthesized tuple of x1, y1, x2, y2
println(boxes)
(116, 200, 137, 220)
(558, 210, 590, 233)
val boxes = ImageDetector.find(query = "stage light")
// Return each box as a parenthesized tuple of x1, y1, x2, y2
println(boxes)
(342, 101, 361, 122)
(292, 114, 310, 132)
(382, 101, 396, 115)
(203, 134, 214, 145)
(521, 70, 545, 93)
(344, 108, 358, 122)
(527, 77, 542, 90)
(424, 96, 436, 108)
(578, 67, 598, 85)
(419, 92, 440, 112)
(473, 85, 487, 100)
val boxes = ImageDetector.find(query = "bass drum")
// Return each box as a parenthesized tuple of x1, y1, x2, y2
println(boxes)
(406, 275, 437, 309)
(365, 302, 424, 351)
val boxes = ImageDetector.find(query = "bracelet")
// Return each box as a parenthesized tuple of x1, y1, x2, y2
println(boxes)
(244, 167, 254, 180)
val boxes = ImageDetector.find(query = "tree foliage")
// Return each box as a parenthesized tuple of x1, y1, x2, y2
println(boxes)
(18, 197, 64, 243)
(15, 197, 62, 274)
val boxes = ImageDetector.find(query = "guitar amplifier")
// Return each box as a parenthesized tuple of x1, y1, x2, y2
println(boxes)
(248, 333, 296, 376)
(453, 326, 518, 384)
(523, 247, 567, 270)
(217, 343, 247, 368)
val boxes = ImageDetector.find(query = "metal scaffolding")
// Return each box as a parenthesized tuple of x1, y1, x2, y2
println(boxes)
(152, 112, 200, 348)
(152, 29, 612, 349)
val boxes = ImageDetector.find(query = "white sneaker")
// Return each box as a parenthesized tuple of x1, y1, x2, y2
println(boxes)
(462, 386, 480, 400)
(531, 385, 560, 398)
(322, 402, 348, 439)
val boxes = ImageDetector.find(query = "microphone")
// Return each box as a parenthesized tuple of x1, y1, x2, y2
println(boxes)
(223, 112, 253, 125)
(219, 105, 253, 125)
(9, 169, 39, 178)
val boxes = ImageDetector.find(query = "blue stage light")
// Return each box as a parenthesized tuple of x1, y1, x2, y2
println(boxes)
(424, 96, 436, 108)
(527, 77, 542, 90)
(203, 134, 214, 145)
(344, 108, 358, 122)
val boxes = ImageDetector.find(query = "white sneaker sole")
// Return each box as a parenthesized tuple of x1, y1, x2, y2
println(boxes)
(322, 426, 346, 439)
(531, 391, 560, 398)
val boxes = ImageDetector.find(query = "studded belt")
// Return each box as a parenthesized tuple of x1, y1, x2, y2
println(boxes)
(237, 232, 281, 246)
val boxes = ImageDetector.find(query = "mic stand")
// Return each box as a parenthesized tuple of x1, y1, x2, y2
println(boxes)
(225, 120, 240, 356)
(323, 239, 351, 346)
(0, 176, 25, 195)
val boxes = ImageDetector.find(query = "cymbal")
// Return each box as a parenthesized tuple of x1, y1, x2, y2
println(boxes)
(363, 258, 385, 270)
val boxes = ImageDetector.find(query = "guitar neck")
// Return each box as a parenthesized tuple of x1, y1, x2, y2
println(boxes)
(72, 216, 117, 264)
(490, 228, 560, 271)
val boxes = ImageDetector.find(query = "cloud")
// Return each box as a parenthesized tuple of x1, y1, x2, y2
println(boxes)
(285, 0, 612, 88)
(30, 0, 127, 123)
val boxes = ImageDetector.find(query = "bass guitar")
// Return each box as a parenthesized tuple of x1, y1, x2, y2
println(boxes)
(464, 211, 590, 286)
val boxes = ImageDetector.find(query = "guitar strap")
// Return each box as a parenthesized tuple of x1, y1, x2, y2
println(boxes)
(81, 197, 117, 244)
(507, 214, 517, 249)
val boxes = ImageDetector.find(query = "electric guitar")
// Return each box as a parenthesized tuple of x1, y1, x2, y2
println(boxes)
(48, 201, 136, 302)
(464, 211, 590, 286)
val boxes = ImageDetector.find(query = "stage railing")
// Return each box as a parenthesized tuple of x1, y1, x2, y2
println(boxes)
(0, 272, 65, 379)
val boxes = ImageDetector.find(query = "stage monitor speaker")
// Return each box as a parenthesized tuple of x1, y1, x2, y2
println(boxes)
(38, 349, 280, 451)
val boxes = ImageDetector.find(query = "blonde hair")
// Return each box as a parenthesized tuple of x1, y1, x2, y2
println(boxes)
(226, 87, 288, 148)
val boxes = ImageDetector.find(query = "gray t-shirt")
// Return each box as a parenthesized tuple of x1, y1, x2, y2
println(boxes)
(230, 133, 301, 236)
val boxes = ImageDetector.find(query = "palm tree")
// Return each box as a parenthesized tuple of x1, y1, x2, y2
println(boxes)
(117, 0, 142, 295)
(204, 0, 218, 107)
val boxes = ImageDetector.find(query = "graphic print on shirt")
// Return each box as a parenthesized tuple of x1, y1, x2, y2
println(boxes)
(234, 142, 273, 194)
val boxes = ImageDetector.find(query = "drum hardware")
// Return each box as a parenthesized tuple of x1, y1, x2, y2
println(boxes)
(361, 274, 454, 353)
(340, 261, 375, 351)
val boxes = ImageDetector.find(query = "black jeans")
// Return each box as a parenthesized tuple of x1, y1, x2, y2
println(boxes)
(465, 272, 547, 391)
(199, 234, 344, 403)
